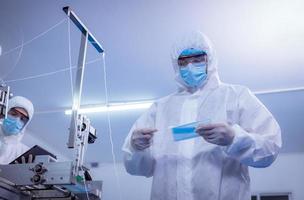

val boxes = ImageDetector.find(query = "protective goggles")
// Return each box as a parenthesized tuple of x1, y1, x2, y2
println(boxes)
(177, 48, 208, 67)
(8, 107, 29, 124)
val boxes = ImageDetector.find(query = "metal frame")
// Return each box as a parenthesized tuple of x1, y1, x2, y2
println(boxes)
(0, 155, 102, 199)
(64, 5, 103, 149)
(63, 6, 103, 177)
(0, 84, 11, 119)
(63, 6, 104, 54)
(0, 6, 104, 199)
(252, 192, 292, 200)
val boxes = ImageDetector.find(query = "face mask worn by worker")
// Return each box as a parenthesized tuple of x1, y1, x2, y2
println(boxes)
(171, 119, 210, 141)
(2, 115, 25, 136)
(178, 48, 208, 88)
(179, 62, 207, 87)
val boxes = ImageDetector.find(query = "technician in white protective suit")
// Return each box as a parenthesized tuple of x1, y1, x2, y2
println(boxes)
(122, 32, 282, 200)
(0, 96, 34, 164)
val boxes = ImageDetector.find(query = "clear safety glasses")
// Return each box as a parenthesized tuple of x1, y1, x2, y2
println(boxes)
(8, 107, 29, 124)
(177, 53, 208, 67)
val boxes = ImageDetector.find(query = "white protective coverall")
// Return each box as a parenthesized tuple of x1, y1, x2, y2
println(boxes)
(0, 96, 34, 164)
(122, 32, 282, 200)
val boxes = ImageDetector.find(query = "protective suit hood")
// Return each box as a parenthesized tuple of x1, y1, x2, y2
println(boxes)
(171, 32, 221, 92)
(0, 96, 34, 143)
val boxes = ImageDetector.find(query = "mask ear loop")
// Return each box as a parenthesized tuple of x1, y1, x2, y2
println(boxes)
(205, 55, 209, 74)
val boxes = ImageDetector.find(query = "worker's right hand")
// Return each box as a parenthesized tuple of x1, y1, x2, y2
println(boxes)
(131, 128, 158, 151)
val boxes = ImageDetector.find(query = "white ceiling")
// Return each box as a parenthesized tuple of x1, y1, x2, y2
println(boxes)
(0, 0, 304, 163)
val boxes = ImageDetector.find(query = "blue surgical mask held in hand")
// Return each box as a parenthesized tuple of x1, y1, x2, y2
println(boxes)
(179, 62, 207, 87)
(171, 119, 210, 141)
(2, 115, 25, 136)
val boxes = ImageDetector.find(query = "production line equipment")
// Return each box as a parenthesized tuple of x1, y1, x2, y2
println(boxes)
(0, 6, 105, 200)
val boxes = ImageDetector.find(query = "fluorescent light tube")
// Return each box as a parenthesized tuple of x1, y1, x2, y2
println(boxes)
(65, 101, 153, 115)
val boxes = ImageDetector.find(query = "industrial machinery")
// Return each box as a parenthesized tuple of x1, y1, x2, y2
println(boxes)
(0, 84, 11, 119)
(0, 6, 104, 199)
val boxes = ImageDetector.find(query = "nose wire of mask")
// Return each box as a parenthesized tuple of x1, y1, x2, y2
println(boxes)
(171, 119, 210, 141)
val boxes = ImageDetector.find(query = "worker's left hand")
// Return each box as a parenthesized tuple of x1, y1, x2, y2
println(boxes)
(196, 123, 235, 146)
(14, 154, 33, 164)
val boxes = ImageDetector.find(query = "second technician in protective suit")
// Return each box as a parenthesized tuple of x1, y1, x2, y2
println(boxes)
(122, 32, 282, 200)
(0, 96, 34, 164)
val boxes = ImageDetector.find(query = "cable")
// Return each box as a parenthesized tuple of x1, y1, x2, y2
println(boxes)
(0, 28, 24, 80)
(101, 53, 123, 200)
(81, 166, 91, 200)
(3, 57, 101, 83)
(1, 16, 99, 84)
(1, 18, 67, 56)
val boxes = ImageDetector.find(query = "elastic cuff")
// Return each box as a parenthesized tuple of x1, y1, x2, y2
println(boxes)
(225, 124, 254, 156)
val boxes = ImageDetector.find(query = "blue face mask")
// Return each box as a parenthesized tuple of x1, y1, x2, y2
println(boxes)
(179, 62, 208, 88)
(171, 119, 210, 141)
(2, 115, 25, 136)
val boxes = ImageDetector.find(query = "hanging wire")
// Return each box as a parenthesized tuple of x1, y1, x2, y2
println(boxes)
(2, 18, 67, 56)
(1, 17, 104, 85)
(81, 166, 91, 200)
(4, 58, 101, 83)
(101, 53, 123, 200)
(0, 28, 25, 80)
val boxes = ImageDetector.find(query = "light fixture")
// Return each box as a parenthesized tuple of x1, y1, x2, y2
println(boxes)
(65, 101, 153, 115)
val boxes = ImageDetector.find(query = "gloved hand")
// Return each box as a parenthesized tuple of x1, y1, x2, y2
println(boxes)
(14, 154, 33, 164)
(196, 123, 235, 146)
(131, 128, 158, 151)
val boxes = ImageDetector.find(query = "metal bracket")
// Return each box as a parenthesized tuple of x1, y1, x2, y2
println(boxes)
(0, 84, 11, 119)
(63, 6, 102, 177)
